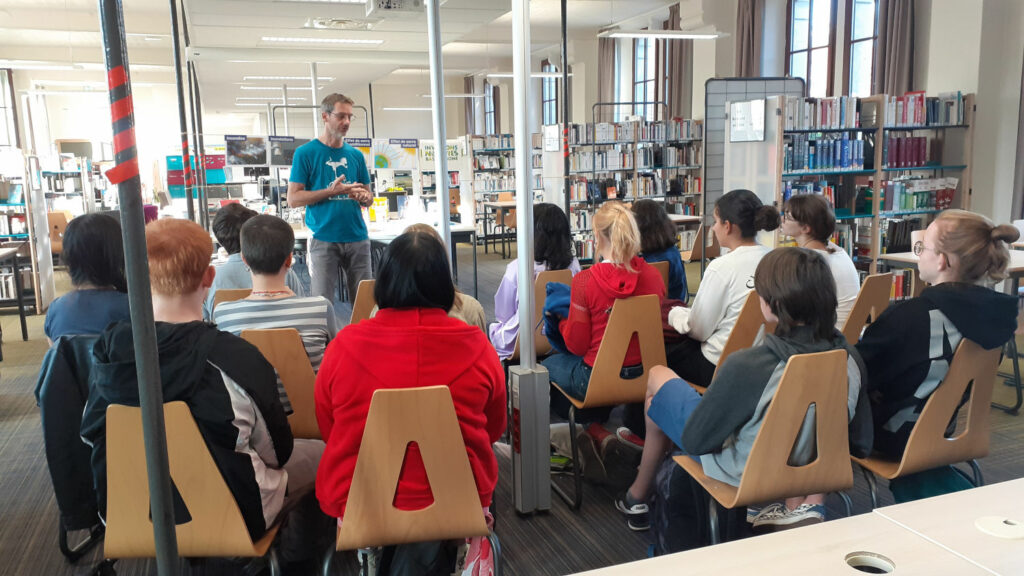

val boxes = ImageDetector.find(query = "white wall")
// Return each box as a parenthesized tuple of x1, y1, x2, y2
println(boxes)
(762, 0, 788, 77)
(914, 0, 984, 94)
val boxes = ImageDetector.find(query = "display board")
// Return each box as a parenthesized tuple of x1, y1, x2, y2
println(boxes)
(268, 136, 309, 167)
(371, 138, 417, 170)
(224, 135, 268, 166)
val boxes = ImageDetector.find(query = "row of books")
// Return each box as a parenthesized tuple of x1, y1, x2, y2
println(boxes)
(572, 234, 595, 260)
(473, 175, 516, 192)
(881, 218, 922, 254)
(0, 271, 32, 300)
(885, 92, 967, 127)
(570, 174, 703, 202)
(0, 212, 28, 236)
(421, 171, 459, 188)
(569, 150, 633, 173)
(882, 135, 931, 169)
(570, 208, 591, 231)
(646, 118, 704, 142)
(782, 182, 837, 206)
(784, 96, 862, 130)
(670, 200, 701, 216)
(473, 155, 514, 171)
(889, 269, 915, 301)
(882, 177, 958, 212)
(677, 229, 698, 252)
(566, 119, 704, 146)
(784, 133, 867, 172)
(473, 134, 514, 149)
(637, 145, 701, 169)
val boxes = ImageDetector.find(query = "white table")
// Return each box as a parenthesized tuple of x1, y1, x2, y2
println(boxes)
(479, 200, 518, 259)
(571, 512, 990, 575)
(873, 478, 1024, 575)
(668, 214, 701, 226)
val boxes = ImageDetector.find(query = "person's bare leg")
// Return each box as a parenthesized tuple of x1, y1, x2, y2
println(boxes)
(626, 365, 681, 501)
(785, 494, 824, 510)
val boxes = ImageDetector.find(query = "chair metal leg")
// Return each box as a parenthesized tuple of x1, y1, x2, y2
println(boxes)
(860, 466, 879, 510)
(993, 337, 1022, 414)
(268, 549, 281, 576)
(59, 520, 104, 563)
(321, 545, 334, 576)
(837, 491, 853, 517)
(551, 406, 583, 510)
(707, 497, 721, 545)
(969, 459, 984, 487)
(487, 531, 503, 576)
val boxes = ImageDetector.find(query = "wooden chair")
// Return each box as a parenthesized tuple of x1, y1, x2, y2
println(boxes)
(550, 294, 666, 510)
(105, 402, 281, 568)
(681, 224, 720, 263)
(841, 273, 893, 344)
(673, 349, 853, 544)
(853, 339, 1000, 509)
(322, 386, 500, 574)
(48, 211, 71, 256)
(212, 288, 251, 311)
(508, 268, 573, 362)
(651, 260, 670, 292)
(495, 192, 516, 259)
(241, 328, 320, 440)
(350, 279, 376, 325)
(694, 291, 777, 395)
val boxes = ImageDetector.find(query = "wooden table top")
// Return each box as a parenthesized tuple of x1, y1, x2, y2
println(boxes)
(480, 200, 518, 209)
(880, 249, 1024, 274)
(668, 214, 701, 225)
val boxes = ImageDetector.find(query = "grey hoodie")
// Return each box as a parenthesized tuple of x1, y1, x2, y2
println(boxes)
(681, 325, 873, 486)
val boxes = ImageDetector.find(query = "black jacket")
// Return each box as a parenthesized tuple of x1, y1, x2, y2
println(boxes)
(80, 320, 292, 540)
(856, 282, 1017, 458)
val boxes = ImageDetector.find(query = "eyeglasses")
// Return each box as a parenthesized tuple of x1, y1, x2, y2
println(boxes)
(329, 112, 354, 121)
(912, 241, 943, 257)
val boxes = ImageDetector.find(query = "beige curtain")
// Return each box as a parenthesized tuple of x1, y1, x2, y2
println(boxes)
(735, 0, 763, 77)
(464, 76, 476, 135)
(874, 0, 915, 95)
(597, 37, 616, 121)
(1014, 54, 1024, 219)
(665, 3, 694, 119)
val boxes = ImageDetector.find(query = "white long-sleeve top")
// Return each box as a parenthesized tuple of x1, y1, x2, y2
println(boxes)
(668, 244, 770, 365)
(816, 243, 861, 330)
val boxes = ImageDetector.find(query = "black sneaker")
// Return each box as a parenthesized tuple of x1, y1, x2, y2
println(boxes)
(614, 491, 649, 516)
(627, 515, 651, 531)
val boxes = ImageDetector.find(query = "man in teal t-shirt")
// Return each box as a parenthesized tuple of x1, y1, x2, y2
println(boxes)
(288, 93, 373, 303)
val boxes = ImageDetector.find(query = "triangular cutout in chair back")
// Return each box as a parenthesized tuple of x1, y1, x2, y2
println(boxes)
(582, 295, 666, 408)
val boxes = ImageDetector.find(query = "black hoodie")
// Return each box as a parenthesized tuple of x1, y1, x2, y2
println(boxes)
(80, 320, 293, 540)
(856, 282, 1017, 458)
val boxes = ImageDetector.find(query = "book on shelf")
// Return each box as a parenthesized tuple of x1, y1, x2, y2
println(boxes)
(784, 96, 861, 130)
(784, 132, 865, 172)
(567, 118, 704, 146)
(886, 91, 966, 127)
(677, 229, 697, 252)
(882, 177, 957, 212)
(887, 269, 914, 302)
(475, 134, 515, 149)
(474, 155, 513, 170)
(883, 134, 932, 168)
(881, 218, 922, 254)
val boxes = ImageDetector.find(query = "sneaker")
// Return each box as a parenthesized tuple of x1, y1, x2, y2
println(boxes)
(586, 423, 616, 453)
(615, 427, 645, 451)
(750, 502, 788, 527)
(614, 491, 649, 516)
(753, 503, 826, 529)
(746, 504, 768, 523)
(627, 516, 651, 532)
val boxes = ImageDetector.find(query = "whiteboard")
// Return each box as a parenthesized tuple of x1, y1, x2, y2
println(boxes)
(724, 95, 784, 247)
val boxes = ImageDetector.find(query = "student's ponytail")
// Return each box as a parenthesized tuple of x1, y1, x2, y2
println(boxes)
(593, 201, 642, 272)
(716, 189, 779, 239)
(934, 210, 1020, 284)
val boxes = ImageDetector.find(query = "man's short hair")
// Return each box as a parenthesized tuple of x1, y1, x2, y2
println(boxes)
(146, 218, 213, 297)
(321, 93, 355, 115)
(240, 215, 295, 275)
(212, 203, 257, 255)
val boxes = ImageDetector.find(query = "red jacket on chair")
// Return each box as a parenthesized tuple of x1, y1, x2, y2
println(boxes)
(314, 307, 506, 519)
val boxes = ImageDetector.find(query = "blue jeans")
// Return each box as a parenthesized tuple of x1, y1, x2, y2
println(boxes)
(542, 353, 645, 423)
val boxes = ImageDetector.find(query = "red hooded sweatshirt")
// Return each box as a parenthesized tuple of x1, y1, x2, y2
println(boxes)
(314, 307, 506, 518)
(559, 256, 666, 367)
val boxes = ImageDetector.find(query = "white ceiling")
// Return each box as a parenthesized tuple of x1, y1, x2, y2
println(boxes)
(0, 0, 676, 114)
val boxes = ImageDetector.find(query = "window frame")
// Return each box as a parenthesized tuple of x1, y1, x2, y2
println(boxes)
(631, 36, 660, 121)
(484, 80, 496, 135)
(842, 0, 878, 96)
(785, 0, 839, 98)
(541, 59, 558, 126)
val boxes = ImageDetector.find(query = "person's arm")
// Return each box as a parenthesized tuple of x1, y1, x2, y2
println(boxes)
(481, 347, 508, 443)
(287, 179, 368, 209)
(669, 268, 729, 341)
(680, 351, 766, 455)
(324, 300, 340, 340)
(315, 339, 341, 441)
(489, 265, 519, 345)
(854, 304, 908, 395)
(845, 345, 874, 459)
(560, 274, 593, 358)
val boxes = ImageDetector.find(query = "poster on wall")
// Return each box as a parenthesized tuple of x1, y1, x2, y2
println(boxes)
(420, 138, 465, 165)
(225, 135, 268, 166)
(728, 99, 766, 143)
(370, 138, 417, 170)
(269, 136, 310, 167)
(347, 138, 373, 170)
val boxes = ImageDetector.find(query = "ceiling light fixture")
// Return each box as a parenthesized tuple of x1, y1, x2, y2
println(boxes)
(237, 96, 307, 101)
(0, 60, 82, 71)
(598, 30, 723, 40)
(277, 0, 366, 3)
(261, 36, 383, 45)
(240, 85, 326, 91)
(381, 106, 432, 111)
(244, 75, 336, 82)
(420, 93, 484, 99)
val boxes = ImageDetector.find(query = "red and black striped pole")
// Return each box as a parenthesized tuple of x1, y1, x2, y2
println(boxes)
(98, 0, 180, 572)
(168, 0, 195, 222)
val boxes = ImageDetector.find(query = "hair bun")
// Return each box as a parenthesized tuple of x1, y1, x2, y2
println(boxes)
(992, 224, 1021, 244)
(755, 205, 781, 232)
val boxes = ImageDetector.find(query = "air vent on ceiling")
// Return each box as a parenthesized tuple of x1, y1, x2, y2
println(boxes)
(304, 17, 380, 31)
(365, 0, 425, 19)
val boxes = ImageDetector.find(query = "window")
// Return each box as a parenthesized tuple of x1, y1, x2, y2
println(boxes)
(633, 37, 658, 120)
(0, 70, 17, 147)
(787, 0, 837, 98)
(484, 81, 496, 135)
(542, 59, 558, 126)
(845, 0, 877, 96)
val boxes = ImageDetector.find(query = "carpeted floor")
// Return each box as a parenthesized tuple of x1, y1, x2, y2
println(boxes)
(1, 246, 1022, 576)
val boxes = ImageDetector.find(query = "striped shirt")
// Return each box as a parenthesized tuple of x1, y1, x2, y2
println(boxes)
(214, 295, 339, 413)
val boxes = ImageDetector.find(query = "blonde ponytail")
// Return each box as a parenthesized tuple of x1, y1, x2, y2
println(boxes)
(593, 201, 641, 272)
(934, 210, 1019, 284)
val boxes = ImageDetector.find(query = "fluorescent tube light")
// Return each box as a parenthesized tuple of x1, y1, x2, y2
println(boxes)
(600, 30, 722, 40)
(486, 72, 572, 79)
(420, 93, 484, 99)
(0, 60, 81, 71)
(261, 36, 383, 45)
(236, 97, 306, 101)
(382, 107, 432, 111)
(276, 0, 366, 3)
(244, 75, 336, 82)
(240, 85, 326, 91)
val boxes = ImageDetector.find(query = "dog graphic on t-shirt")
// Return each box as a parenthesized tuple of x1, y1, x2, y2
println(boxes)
(325, 158, 350, 201)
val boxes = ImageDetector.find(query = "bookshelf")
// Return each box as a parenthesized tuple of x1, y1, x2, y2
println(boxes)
(0, 150, 57, 315)
(469, 134, 544, 243)
(777, 92, 975, 274)
(564, 114, 704, 261)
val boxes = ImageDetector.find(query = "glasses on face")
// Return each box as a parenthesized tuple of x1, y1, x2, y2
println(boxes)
(913, 241, 942, 257)
(329, 112, 354, 122)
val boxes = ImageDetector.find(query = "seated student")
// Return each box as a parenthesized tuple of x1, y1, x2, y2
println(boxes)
(203, 203, 306, 321)
(80, 218, 329, 569)
(400, 223, 488, 332)
(315, 229, 506, 574)
(633, 199, 687, 302)
(856, 210, 1018, 499)
(214, 215, 339, 412)
(618, 248, 871, 547)
(780, 194, 859, 329)
(665, 189, 780, 390)
(541, 202, 665, 457)
(490, 202, 581, 359)
(44, 213, 130, 344)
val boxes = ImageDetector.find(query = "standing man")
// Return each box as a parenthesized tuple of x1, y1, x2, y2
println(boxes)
(288, 93, 374, 304)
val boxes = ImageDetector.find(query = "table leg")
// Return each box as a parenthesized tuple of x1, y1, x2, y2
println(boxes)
(472, 231, 478, 300)
(451, 236, 459, 283)
(13, 252, 27, 341)
(484, 208, 490, 255)
(994, 276, 1023, 415)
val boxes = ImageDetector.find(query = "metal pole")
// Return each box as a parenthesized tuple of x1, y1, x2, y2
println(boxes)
(368, 83, 376, 138)
(426, 0, 451, 252)
(186, 61, 204, 229)
(191, 64, 209, 230)
(282, 84, 289, 135)
(168, 0, 194, 222)
(561, 0, 570, 213)
(512, 0, 535, 368)
(310, 63, 320, 135)
(97, 0, 179, 572)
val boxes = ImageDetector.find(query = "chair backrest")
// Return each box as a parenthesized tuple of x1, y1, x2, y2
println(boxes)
(894, 339, 1000, 477)
(651, 260, 670, 292)
(712, 291, 777, 387)
(48, 211, 71, 254)
(579, 294, 667, 408)
(241, 328, 320, 440)
(681, 224, 720, 263)
(731, 349, 853, 506)
(105, 402, 263, 557)
(213, 288, 251, 311)
(350, 279, 376, 325)
(497, 192, 516, 228)
(338, 386, 488, 549)
(841, 273, 893, 344)
(510, 268, 573, 361)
